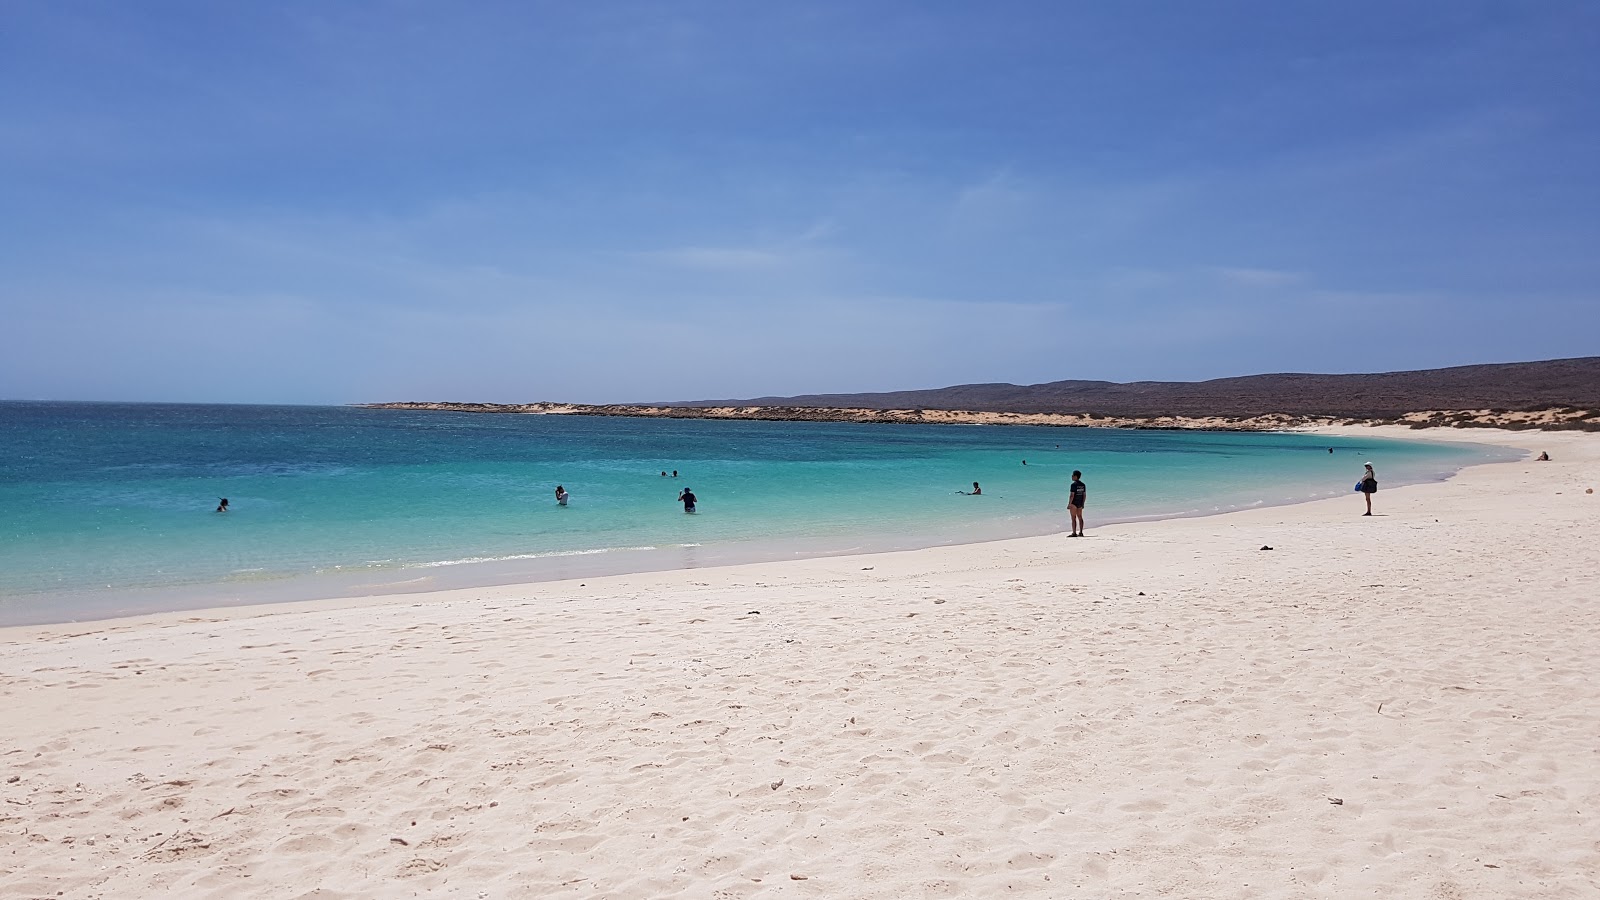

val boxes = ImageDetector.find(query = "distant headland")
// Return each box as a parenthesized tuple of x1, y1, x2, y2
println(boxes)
(361, 356, 1600, 431)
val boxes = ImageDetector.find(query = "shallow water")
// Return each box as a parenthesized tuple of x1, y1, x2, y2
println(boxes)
(0, 402, 1517, 624)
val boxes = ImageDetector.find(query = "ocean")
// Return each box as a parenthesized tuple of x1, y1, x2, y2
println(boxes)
(0, 402, 1517, 625)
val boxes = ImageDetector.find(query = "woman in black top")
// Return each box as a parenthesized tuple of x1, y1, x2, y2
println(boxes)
(1068, 471, 1087, 537)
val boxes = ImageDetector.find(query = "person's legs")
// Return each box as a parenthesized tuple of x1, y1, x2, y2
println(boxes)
(1363, 490, 1372, 515)
(1069, 505, 1083, 535)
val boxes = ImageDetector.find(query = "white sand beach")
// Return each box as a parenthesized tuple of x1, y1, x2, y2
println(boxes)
(2, 426, 1596, 899)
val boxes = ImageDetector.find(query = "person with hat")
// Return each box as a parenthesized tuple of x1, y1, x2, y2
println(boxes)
(1359, 463, 1377, 515)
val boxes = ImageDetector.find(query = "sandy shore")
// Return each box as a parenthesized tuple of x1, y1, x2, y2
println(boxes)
(3, 426, 1596, 898)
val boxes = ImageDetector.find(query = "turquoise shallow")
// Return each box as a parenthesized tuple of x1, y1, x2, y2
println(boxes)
(0, 402, 1516, 625)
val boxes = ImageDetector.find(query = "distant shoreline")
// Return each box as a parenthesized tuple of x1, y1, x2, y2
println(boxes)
(356, 401, 1600, 432)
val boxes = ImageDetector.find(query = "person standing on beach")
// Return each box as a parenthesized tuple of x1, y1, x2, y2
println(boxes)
(679, 487, 697, 513)
(1359, 463, 1377, 516)
(1068, 471, 1087, 536)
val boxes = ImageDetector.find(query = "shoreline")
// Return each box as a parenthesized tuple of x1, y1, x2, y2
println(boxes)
(4, 425, 1595, 898)
(359, 400, 1600, 432)
(0, 425, 1554, 637)
(0, 428, 1511, 629)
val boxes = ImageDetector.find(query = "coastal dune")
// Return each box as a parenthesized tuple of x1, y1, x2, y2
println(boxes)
(2, 427, 1596, 898)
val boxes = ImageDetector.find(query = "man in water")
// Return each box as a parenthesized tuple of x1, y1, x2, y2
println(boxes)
(678, 487, 697, 513)
(216, 498, 229, 512)
(968, 482, 981, 495)
(1068, 471, 1087, 537)
(555, 485, 569, 507)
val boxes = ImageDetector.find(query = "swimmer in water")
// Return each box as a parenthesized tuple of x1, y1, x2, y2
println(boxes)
(555, 485, 569, 506)
(678, 487, 697, 513)
(216, 498, 229, 512)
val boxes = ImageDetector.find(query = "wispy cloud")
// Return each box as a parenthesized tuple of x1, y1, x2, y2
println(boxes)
(641, 220, 840, 272)
(1100, 267, 1176, 292)
(948, 171, 1033, 232)
(1209, 266, 1305, 288)
(645, 246, 791, 270)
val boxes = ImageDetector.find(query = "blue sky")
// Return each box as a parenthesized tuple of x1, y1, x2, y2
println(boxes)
(3, 1, 1597, 404)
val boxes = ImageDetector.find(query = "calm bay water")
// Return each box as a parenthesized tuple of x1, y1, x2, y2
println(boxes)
(0, 402, 1516, 625)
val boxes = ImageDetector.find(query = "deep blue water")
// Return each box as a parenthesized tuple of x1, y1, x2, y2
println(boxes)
(0, 402, 1516, 624)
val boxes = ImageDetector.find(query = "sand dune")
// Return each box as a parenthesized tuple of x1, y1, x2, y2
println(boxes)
(2, 427, 1596, 898)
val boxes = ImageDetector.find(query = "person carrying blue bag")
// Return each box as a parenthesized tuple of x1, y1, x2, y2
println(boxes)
(1355, 462, 1377, 516)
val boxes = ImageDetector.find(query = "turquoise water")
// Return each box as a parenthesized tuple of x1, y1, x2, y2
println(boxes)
(0, 402, 1517, 625)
